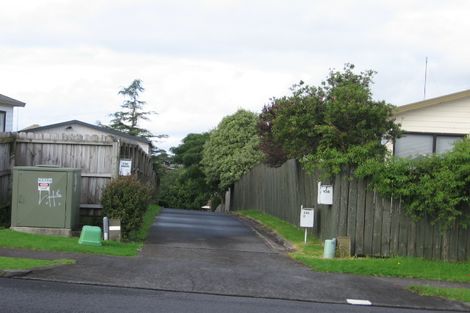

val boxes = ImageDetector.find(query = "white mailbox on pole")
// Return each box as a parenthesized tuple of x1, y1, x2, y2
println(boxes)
(300, 205, 314, 243)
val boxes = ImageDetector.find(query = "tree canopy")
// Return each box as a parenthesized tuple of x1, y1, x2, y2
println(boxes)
(259, 64, 401, 175)
(202, 109, 264, 192)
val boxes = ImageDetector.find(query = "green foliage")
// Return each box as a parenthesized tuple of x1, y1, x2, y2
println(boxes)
(270, 82, 324, 160)
(261, 64, 400, 175)
(158, 133, 211, 209)
(108, 79, 155, 139)
(101, 176, 152, 240)
(202, 109, 264, 192)
(356, 138, 470, 229)
(172, 133, 209, 166)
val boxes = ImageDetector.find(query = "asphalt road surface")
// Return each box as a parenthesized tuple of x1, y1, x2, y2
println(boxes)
(3, 208, 468, 311)
(0, 278, 462, 313)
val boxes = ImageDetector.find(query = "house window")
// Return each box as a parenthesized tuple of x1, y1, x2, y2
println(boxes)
(394, 132, 464, 158)
(0, 111, 5, 132)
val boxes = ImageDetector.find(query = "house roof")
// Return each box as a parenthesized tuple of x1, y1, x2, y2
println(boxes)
(24, 120, 151, 145)
(0, 94, 26, 107)
(395, 89, 470, 115)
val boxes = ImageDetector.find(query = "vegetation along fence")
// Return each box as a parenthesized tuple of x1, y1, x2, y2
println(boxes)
(0, 132, 156, 226)
(231, 159, 470, 261)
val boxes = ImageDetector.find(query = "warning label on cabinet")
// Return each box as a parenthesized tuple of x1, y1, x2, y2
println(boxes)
(38, 178, 53, 191)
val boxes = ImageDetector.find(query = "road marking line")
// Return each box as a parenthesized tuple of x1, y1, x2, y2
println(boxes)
(346, 299, 372, 305)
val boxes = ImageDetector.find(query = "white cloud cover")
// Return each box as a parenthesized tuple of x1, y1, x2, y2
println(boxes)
(1, 0, 469, 151)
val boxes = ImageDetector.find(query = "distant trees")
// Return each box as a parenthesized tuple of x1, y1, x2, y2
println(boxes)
(158, 133, 211, 209)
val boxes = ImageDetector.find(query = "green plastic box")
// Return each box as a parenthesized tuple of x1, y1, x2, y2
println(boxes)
(78, 225, 102, 246)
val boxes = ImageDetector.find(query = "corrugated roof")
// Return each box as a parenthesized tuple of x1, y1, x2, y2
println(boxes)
(0, 94, 26, 107)
(395, 89, 470, 115)
(24, 120, 151, 144)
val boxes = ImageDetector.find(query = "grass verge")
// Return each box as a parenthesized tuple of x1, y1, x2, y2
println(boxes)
(132, 204, 161, 242)
(409, 285, 470, 303)
(236, 210, 470, 283)
(0, 205, 161, 257)
(0, 256, 75, 270)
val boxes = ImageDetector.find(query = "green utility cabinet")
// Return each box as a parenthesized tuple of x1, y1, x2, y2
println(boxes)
(11, 166, 81, 234)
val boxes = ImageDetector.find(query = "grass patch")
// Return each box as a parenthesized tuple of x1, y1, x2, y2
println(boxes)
(0, 256, 74, 270)
(0, 229, 140, 256)
(132, 204, 161, 242)
(0, 205, 161, 256)
(236, 210, 470, 283)
(409, 285, 470, 303)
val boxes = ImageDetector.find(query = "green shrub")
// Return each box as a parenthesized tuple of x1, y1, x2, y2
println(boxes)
(356, 138, 470, 230)
(101, 176, 152, 240)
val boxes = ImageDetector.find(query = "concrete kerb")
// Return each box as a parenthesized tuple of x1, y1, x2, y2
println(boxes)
(0, 270, 31, 278)
(234, 214, 295, 253)
(0, 261, 75, 278)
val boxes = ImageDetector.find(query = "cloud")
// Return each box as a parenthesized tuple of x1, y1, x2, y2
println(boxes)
(1, 0, 470, 151)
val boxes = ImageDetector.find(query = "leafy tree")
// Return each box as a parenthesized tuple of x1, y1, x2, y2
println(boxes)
(158, 133, 211, 209)
(202, 109, 264, 193)
(261, 64, 401, 176)
(108, 79, 155, 139)
(258, 100, 288, 167)
(269, 81, 324, 160)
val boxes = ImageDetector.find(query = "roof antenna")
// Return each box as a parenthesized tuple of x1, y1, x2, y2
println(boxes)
(423, 57, 428, 100)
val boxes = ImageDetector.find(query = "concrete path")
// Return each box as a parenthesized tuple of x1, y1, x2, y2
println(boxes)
(2, 208, 468, 311)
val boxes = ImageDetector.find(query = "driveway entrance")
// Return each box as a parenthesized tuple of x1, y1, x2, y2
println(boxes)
(12, 208, 465, 310)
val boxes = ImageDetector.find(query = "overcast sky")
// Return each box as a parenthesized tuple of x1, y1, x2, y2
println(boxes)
(1, 0, 469, 151)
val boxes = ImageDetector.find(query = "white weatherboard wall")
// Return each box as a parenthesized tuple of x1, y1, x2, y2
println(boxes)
(395, 97, 470, 134)
(0, 105, 14, 132)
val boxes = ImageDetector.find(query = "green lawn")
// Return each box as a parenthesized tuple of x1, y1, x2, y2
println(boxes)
(409, 285, 470, 303)
(132, 204, 161, 242)
(236, 210, 470, 283)
(0, 204, 161, 257)
(0, 256, 74, 270)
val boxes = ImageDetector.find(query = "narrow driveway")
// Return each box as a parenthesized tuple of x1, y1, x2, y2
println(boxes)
(9, 208, 468, 311)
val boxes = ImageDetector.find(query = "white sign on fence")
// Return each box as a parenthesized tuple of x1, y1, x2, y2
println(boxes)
(119, 159, 132, 176)
(317, 182, 333, 205)
(300, 207, 314, 228)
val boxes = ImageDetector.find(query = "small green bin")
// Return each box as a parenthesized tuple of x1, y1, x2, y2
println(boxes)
(78, 226, 102, 246)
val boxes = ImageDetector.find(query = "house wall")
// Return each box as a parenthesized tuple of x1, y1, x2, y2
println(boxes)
(0, 105, 14, 132)
(395, 97, 470, 134)
(30, 123, 150, 153)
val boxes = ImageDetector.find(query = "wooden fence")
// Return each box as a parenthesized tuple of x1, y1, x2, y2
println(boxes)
(0, 132, 156, 225)
(0, 134, 14, 224)
(231, 159, 470, 261)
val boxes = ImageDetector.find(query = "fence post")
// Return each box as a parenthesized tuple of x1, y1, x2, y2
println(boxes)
(111, 141, 120, 179)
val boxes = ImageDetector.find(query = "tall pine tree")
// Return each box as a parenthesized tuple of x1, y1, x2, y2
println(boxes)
(108, 79, 154, 139)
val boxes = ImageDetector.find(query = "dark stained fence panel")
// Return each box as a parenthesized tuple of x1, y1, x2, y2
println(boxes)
(231, 160, 468, 261)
